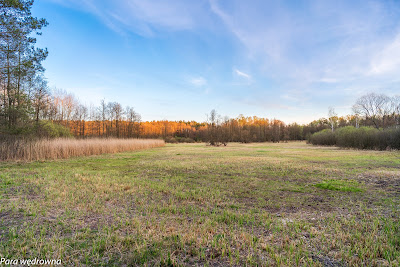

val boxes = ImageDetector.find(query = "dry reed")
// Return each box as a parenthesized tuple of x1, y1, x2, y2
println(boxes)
(0, 138, 165, 161)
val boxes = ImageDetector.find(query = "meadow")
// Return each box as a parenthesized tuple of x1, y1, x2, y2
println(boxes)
(0, 142, 399, 266)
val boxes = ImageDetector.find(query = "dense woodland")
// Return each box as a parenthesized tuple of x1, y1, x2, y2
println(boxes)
(1, 1, 400, 146)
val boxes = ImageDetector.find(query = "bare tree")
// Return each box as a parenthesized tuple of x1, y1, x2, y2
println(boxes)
(64, 93, 76, 126)
(100, 99, 107, 136)
(352, 93, 390, 129)
(328, 107, 338, 132)
(207, 109, 226, 146)
(79, 104, 88, 137)
(107, 102, 123, 138)
(107, 102, 115, 136)
(31, 76, 48, 122)
(126, 106, 140, 138)
(391, 95, 400, 128)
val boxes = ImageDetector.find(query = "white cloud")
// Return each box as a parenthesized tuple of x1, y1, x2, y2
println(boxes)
(50, 0, 209, 36)
(234, 69, 251, 80)
(189, 77, 207, 87)
(369, 33, 400, 76)
(61, 86, 108, 106)
(210, 0, 400, 104)
(124, 1, 194, 30)
(209, 0, 292, 64)
(318, 78, 338, 83)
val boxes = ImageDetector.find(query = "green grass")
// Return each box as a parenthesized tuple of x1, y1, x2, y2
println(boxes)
(0, 142, 399, 266)
(315, 179, 362, 192)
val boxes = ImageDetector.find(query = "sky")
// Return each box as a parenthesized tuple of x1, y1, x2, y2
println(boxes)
(32, 0, 400, 123)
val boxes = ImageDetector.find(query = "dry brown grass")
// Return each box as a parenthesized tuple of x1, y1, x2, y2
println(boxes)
(0, 138, 165, 161)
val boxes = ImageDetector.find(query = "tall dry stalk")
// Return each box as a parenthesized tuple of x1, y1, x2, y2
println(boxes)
(0, 138, 165, 161)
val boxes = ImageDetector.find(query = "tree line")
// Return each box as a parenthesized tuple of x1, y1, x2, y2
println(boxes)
(37, 92, 398, 144)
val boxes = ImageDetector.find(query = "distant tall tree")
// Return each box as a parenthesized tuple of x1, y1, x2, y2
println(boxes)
(328, 107, 337, 132)
(100, 99, 107, 136)
(0, 0, 48, 130)
(126, 106, 140, 137)
(207, 109, 226, 146)
(391, 96, 400, 128)
(271, 119, 282, 143)
(208, 109, 217, 145)
(113, 102, 123, 138)
(74, 103, 87, 137)
(31, 75, 48, 122)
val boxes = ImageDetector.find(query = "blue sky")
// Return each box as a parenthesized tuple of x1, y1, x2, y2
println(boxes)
(33, 0, 400, 123)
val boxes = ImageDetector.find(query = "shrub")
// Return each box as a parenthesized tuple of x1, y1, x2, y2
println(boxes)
(378, 127, 400, 150)
(164, 136, 196, 143)
(34, 121, 73, 138)
(164, 136, 178, 143)
(308, 129, 336, 146)
(335, 126, 379, 149)
(0, 121, 73, 139)
(180, 137, 195, 143)
(310, 126, 400, 150)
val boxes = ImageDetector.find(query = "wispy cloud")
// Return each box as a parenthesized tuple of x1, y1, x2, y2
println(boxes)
(189, 76, 207, 87)
(50, 0, 210, 36)
(234, 68, 251, 80)
(318, 78, 338, 84)
(369, 33, 400, 76)
(210, 0, 400, 100)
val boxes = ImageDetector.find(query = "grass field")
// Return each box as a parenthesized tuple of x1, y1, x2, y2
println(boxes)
(0, 142, 399, 266)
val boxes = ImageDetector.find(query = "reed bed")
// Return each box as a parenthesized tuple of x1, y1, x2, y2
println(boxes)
(0, 138, 165, 161)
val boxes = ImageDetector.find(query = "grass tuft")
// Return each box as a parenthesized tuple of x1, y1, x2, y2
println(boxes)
(315, 179, 362, 192)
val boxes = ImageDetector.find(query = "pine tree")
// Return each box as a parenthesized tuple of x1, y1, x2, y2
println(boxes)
(0, 0, 48, 131)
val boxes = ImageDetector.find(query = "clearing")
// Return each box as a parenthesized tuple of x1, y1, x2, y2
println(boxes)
(0, 142, 399, 266)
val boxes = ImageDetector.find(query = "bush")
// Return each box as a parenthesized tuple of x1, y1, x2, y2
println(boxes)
(310, 126, 400, 150)
(164, 136, 178, 143)
(0, 121, 73, 139)
(34, 121, 73, 138)
(180, 137, 195, 143)
(164, 136, 196, 143)
(335, 126, 379, 149)
(308, 129, 336, 146)
(376, 128, 400, 150)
